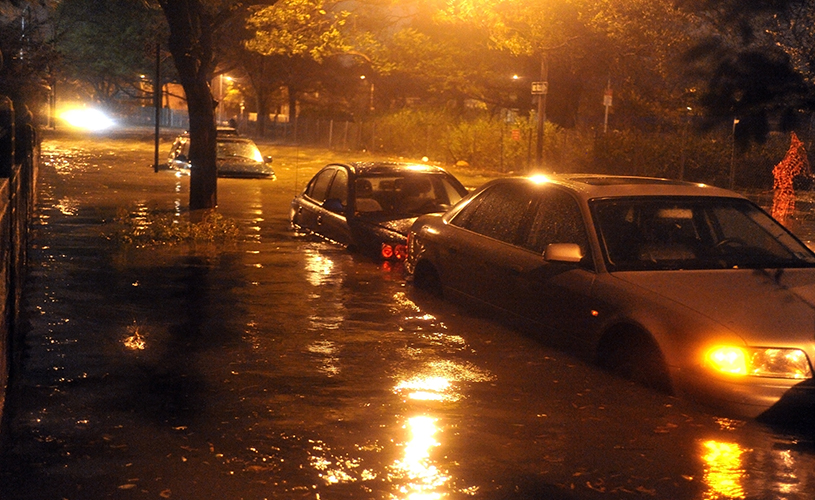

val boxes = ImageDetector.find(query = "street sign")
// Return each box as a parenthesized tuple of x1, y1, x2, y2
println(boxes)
(532, 81, 548, 95)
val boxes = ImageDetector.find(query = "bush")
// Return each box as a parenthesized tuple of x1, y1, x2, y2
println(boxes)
(349, 107, 803, 188)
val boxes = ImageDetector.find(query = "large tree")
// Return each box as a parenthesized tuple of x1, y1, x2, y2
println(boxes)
(155, 0, 276, 212)
(680, 0, 815, 145)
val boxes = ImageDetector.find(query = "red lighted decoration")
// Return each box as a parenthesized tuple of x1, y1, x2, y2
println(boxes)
(772, 132, 811, 225)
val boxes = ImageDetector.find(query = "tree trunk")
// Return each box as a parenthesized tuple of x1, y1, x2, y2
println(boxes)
(256, 92, 270, 137)
(159, 0, 218, 212)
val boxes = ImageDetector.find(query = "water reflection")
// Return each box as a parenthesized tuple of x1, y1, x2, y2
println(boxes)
(304, 249, 337, 287)
(307, 340, 340, 376)
(394, 360, 494, 403)
(701, 440, 747, 500)
(390, 416, 450, 500)
(54, 197, 78, 216)
(122, 321, 147, 351)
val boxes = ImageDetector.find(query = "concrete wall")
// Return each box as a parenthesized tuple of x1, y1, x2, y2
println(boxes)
(0, 95, 38, 425)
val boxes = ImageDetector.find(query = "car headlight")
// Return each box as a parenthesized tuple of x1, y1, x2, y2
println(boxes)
(705, 346, 813, 379)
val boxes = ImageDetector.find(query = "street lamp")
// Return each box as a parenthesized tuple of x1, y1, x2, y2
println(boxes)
(729, 118, 740, 189)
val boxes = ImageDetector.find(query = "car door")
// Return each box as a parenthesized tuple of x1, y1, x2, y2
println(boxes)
(317, 167, 352, 245)
(507, 186, 597, 350)
(294, 166, 337, 233)
(437, 181, 536, 304)
(438, 182, 597, 351)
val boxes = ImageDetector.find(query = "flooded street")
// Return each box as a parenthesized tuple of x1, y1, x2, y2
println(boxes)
(1, 130, 815, 499)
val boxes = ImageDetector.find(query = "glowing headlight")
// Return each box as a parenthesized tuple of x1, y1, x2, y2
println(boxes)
(59, 108, 115, 131)
(706, 346, 813, 379)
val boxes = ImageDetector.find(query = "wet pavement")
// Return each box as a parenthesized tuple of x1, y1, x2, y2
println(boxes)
(0, 130, 815, 499)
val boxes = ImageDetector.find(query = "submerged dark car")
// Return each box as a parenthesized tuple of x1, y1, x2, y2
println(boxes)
(167, 133, 275, 179)
(406, 174, 815, 419)
(290, 162, 469, 260)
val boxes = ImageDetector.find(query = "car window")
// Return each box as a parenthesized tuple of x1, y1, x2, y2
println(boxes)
(451, 182, 535, 244)
(307, 168, 336, 203)
(354, 173, 466, 215)
(327, 168, 348, 206)
(592, 196, 815, 271)
(523, 188, 589, 255)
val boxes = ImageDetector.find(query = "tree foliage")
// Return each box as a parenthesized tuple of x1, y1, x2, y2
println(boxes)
(681, 0, 815, 144)
(0, 2, 57, 109)
(54, 0, 166, 109)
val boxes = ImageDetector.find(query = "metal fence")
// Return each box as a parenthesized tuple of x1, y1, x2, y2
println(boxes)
(0, 95, 38, 425)
(128, 107, 189, 130)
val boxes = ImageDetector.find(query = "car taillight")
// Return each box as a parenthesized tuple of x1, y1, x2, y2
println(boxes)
(381, 243, 394, 259)
(381, 243, 407, 260)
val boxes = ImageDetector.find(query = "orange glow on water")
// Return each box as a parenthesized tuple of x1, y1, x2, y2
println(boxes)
(701, 440, 747, 500)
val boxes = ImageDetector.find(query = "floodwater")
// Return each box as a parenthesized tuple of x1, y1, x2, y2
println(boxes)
(0, 130, 814, 499)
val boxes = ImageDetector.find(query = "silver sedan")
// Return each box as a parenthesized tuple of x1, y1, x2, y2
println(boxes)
(406, 174, 815, 419)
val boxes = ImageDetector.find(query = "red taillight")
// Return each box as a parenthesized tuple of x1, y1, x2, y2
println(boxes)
(381, 243, 394, 259)
(381, 242, 407, 260)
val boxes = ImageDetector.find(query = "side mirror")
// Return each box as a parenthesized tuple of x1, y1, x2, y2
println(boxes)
(544, 243, 583, 263)
(264, 155, 274, 163)
(323, 198, 345, 214)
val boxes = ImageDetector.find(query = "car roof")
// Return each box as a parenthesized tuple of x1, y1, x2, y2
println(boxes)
(335, 161, 454, 176)
(494, 174, 744, 201)
(217, 136, 255, 144)
(176, 132, 255, 144)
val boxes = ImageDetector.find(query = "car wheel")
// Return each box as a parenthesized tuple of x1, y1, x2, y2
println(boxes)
(597, 328, 672, 394)
(412, 261, 443, 298)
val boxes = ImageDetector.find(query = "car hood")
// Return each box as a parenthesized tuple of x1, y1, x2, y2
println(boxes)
(612, 268, 815, 343)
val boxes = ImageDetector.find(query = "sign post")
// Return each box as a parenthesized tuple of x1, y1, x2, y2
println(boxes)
(603, 87, 612, 134)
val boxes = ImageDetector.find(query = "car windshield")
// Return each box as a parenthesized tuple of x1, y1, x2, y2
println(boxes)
(354, 173, 466, 216)
(591, 196, 815, 271)
(217, 140, 263, 162)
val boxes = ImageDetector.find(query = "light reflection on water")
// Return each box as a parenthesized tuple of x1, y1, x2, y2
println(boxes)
(306, 340, 340, 376)
(304, 249, 338, 287)
(390, 416, 449, 500)
(701, 440, 748, 499)
(55, 197, 78, 216)
(122, 321, 147, 351)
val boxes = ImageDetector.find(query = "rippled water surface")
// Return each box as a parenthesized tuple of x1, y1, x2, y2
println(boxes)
(1, 132, 815, 499)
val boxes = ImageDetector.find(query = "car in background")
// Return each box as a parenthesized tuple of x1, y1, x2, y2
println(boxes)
(290, 161, 469, 260)
(167, 132, 275, 179)
(406, 174, 815, 419)
(216, 126, 240, 136)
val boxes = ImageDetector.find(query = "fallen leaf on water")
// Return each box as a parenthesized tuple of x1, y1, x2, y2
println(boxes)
(635, 486, 656, 495)
(160, 489, 172, 498)
(653, 423, 679, 434)
(117, 484, 136, 490)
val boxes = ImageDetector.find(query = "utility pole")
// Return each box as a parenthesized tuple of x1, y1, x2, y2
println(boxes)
(533, 53, 548, 169)
(153, 42, 161, 173)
